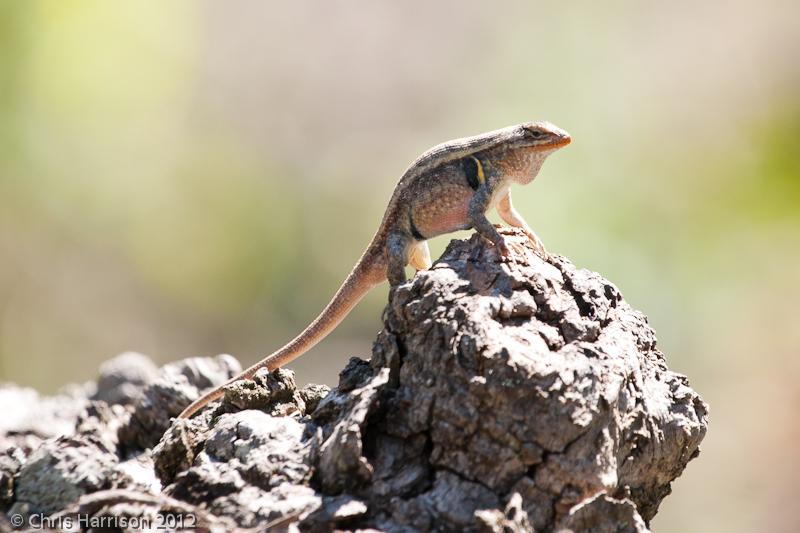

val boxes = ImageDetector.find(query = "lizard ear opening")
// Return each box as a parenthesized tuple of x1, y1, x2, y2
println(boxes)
(408, 241, 433, 271)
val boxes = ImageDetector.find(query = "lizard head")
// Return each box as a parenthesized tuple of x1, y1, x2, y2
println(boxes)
(489, 121, 571, 184)
(518, 121, 571, 150)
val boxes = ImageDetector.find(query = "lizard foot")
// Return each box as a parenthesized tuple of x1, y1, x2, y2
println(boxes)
(523, 231, 549, 260)
(507, 239, 531, 259)
(495, 236, 529, 264)
(493, 236, 513, 259)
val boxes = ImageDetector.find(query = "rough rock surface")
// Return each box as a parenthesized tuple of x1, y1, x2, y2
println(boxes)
(0, 228, 708, 532)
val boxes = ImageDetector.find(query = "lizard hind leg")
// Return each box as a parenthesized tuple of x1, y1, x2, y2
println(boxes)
(408, 240, 432, 271)
(386, 231, 413, 286)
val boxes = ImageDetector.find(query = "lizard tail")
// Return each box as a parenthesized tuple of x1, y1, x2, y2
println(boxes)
(177, 252, 386, 419)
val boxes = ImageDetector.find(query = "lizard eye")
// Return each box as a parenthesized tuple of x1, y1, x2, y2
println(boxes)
(527, 129, 545, 139)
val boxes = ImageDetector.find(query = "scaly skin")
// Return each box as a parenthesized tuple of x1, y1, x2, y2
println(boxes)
(178, 122, 571, 419)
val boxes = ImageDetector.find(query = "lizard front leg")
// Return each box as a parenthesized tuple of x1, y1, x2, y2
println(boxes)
(497, 191, 547, 257)
(468, 185, 510, 256)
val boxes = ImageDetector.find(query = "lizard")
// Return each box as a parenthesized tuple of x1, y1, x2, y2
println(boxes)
(178, 121, 571, 419)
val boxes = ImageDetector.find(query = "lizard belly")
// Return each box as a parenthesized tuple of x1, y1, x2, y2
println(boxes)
(411, 186, 473, 238)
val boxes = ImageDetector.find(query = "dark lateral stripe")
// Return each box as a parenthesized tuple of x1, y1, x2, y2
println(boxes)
(409, 212, 426, 240)
(462, 155, 485, 190)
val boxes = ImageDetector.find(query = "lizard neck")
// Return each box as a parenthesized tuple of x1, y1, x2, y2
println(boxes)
(515, 148, 553, 185)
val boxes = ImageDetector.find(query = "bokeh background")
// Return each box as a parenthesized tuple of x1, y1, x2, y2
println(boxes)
(1, 1, 798, 531)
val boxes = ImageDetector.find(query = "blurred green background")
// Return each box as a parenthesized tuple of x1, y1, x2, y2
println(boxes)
(1, 1, 798, 531)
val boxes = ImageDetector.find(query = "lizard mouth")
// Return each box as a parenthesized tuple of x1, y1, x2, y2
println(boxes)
(550, 134, 572, 149)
